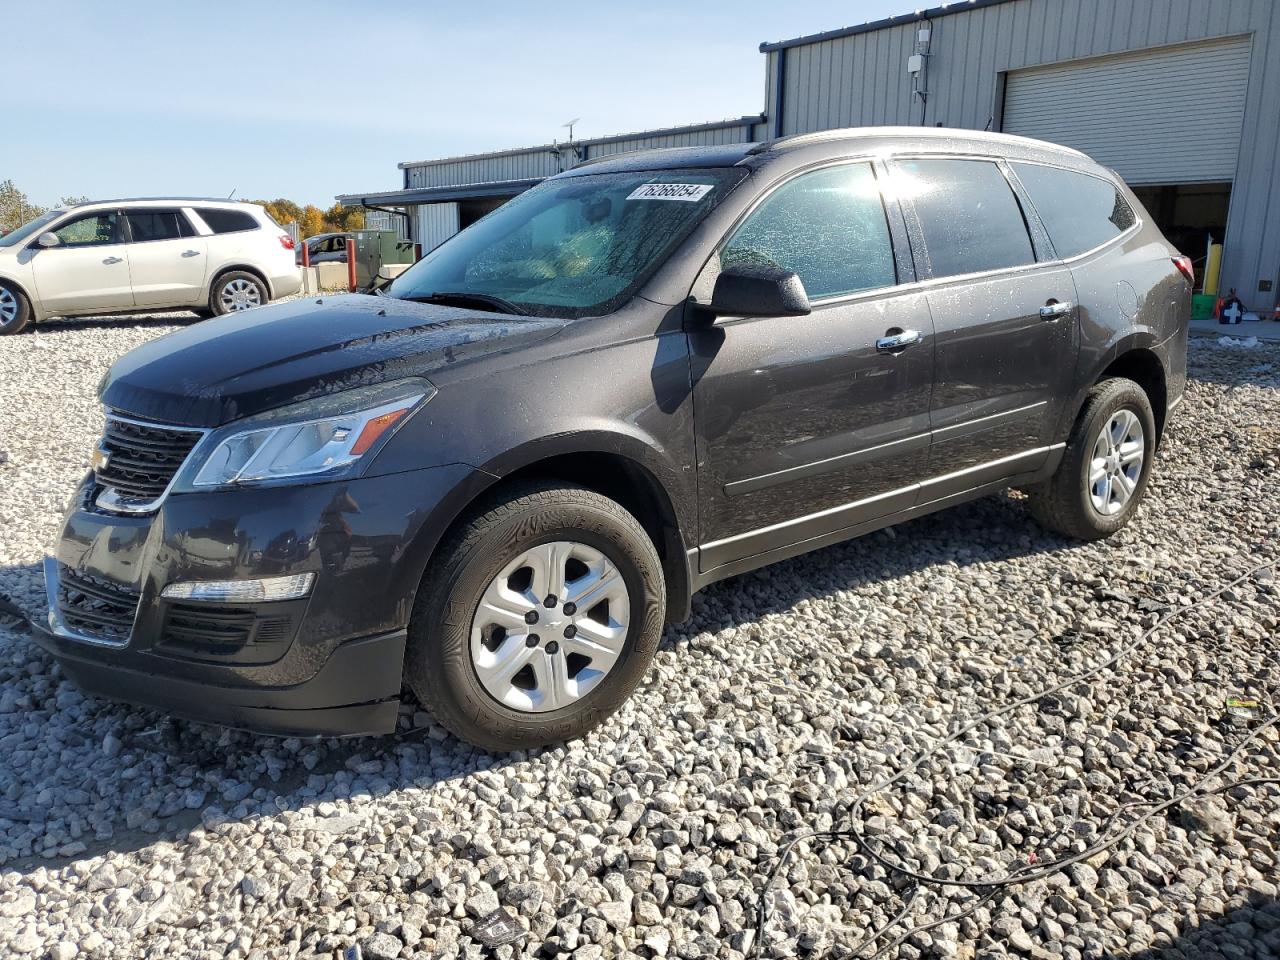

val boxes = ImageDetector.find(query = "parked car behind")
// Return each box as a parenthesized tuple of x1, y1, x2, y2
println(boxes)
(296, 232, 350, 265)
(0, 199, 302, 334)
(34, 128, 1190, 750)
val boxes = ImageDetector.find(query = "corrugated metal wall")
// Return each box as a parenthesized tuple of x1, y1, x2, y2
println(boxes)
(417, 203, 460, 253)
(765, 0, 1280, 304)
(402, 120, 760, 188)
(1003, 35, 1252, 184)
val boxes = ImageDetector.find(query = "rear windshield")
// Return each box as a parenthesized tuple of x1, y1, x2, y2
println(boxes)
(388, 167, 747, 318)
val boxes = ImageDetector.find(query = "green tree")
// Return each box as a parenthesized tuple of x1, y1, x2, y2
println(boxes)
(300, 205, 326, 238)
(324, 202, 365, 232)
(252, 198, 304, 231)
(0, 180, 44, 233)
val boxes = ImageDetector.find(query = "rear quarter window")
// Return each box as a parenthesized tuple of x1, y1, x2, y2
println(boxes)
(894, 158, 1036, 279)
(1010, 162, 1137, 258)
(197, 208, 260, 234)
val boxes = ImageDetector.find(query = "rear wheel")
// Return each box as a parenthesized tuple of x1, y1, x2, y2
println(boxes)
(406, 482, 665, 751)
(0, 282, 32, 335)
(1027, 377, 1156, 540)
(209, 271, 267, 316)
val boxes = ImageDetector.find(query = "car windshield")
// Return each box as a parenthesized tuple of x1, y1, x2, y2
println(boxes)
(0, 210, 63, 248)
(388, 167, 747, 318)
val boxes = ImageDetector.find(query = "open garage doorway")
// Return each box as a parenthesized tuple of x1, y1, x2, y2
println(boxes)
(1130, 182, 1232, 289)
(459, 195, 510, 229)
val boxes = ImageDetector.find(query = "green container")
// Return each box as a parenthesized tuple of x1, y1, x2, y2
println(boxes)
(1191, 294, 1216, 321)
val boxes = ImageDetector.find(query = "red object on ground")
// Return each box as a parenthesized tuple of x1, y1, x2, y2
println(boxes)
(346, 239, 357, 292)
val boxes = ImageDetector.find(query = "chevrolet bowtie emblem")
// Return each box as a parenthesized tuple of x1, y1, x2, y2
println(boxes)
(90, 447, 110, 472)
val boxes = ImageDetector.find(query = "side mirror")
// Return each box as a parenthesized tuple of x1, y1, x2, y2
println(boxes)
(705, 263, 811, 318)
(36, 232, 61, 249)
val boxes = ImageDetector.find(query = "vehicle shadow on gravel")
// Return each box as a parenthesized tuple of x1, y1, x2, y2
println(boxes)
(33, 313, 204, 334)
(1110, 892, 1280, 958)
(678, 490, 1070, 641)
(0, 557, 507, 875)
(0, 491, 1067, 875)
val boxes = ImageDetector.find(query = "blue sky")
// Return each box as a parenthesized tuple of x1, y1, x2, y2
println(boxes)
(3, 0, 910, 208)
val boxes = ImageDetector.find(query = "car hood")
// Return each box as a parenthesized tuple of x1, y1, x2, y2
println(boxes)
(100, 294, 568, 426)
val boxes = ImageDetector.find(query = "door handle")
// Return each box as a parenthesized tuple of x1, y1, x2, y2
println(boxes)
(102, 256, 124, 265)
(1040, 299, 1073, 320)
(181, 250, 201, 257)
(876, 329, 923, 353)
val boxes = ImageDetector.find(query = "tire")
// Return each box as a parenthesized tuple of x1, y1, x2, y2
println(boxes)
(406, 481, 666, 751)
(208, 271, 268, 316)
(1027, 377, 1157, 541)
(0, 281, 32, 335)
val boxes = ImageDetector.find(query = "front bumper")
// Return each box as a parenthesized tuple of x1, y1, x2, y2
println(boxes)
(32, 614, 406, 737)
(36, 462, 489, 737)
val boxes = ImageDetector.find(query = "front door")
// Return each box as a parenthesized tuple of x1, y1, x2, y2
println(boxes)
(29, 210, 134, 315)
(891, 157, 1079, 494)
(123, 208, 208, 307)
(688, 161, 934, 574)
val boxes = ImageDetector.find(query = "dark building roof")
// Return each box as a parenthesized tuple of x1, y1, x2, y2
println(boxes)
(759, 0, 1016, 52)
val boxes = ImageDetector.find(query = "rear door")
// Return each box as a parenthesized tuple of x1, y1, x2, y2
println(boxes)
(29, 210, 134, 314)
(123, 208, 208, 307)
(891, 157, 1079, 495)
(687, 160, 934, 572)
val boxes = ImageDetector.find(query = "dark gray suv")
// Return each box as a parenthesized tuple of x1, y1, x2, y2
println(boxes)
(35, 128, 1190, 750)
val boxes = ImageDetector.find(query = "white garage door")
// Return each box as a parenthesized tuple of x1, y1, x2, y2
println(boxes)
(1003, 36, 1252, 185)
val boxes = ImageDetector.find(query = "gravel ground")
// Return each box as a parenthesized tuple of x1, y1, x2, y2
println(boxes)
(1, 315, 1278, 960)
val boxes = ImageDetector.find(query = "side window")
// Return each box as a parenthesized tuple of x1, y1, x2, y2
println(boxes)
(722, 162, 897, 300)
(124, 210, 186, 243)
(197, 208, 259, 234)
(1010, 162, 1136, 259)
(52, 212, 120, 247)
(895, 158, 1036, 278)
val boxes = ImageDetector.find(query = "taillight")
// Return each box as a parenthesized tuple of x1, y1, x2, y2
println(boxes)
(278, 234, 296, 251)
(1172, 254, 1194, 287)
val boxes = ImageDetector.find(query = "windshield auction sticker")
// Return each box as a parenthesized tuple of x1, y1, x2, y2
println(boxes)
(626, 183, 715, 202)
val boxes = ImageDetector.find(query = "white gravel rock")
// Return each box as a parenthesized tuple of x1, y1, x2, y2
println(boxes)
(0, 322, 1278, 958)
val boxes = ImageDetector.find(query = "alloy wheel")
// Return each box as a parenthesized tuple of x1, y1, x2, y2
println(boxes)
(219, 278, 262, 312)
(1089, 408, 1144, 516)
(469, 540, 630, 713)
(0, 287, 17, 326)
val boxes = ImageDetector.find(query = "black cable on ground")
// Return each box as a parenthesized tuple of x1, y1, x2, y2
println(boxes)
(751, 559, 1279, 959)
(0, 593, 32, 633)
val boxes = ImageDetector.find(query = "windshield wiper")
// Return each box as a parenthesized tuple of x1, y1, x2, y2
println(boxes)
(401, 291, 528, 316)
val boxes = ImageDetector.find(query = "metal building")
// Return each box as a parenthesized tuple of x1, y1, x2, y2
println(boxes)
(340, 0, 1280, 309)
(338, 115, 763, 252)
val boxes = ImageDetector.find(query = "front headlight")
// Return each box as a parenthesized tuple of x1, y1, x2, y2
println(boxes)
(181, 379, 434, 489)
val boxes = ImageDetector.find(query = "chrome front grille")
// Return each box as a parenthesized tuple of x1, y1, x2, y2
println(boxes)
(92, 412, 206, 513)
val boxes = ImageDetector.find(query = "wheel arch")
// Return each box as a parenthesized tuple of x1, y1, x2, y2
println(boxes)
(1061, 333, 1168, 443)
(1096, 347, 1168, 441)
(207, 263, 274, 301)
(404, 439, 694, 625)
(0, 273, 40, 322)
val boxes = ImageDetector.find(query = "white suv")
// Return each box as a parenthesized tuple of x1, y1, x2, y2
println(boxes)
(0, 199, 303, 334)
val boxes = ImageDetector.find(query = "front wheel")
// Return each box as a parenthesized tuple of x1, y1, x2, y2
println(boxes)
(209, 271, 268, 316)
(1027, 376, 1157, 541)
(406, 482, 665, 751)
(0, 282, 32, 335)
